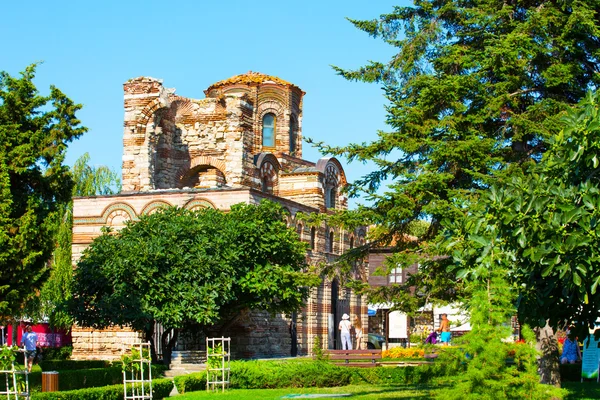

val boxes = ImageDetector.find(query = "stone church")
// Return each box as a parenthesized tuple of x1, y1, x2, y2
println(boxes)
(70, 72, 368, 360)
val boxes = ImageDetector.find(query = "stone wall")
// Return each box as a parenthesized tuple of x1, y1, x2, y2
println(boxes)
(71, 326, 143, 361)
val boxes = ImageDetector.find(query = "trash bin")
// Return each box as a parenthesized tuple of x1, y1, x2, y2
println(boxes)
(42, 371, 59, 392)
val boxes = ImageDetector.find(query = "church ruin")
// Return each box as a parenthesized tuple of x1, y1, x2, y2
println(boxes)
(71, 72, 368, 360)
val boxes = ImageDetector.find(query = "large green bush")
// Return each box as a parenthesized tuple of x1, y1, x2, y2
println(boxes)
(30, 378, 173, 400)
(174, 359, 445, 394)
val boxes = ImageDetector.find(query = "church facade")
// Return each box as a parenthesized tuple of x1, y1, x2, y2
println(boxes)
(71, 72, 368, 360)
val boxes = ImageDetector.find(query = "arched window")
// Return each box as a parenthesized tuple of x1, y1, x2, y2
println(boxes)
(262, 113, 276, 147)
(328, 230, 334, 253)
(310, 227, 316, 250)
(297, 223, 303, 240)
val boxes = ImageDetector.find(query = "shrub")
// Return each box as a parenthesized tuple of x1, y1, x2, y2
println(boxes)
(40, 346, 73, 361)
(22, 365, 166, 392)
(39, 360, 112, 371)
(382, 347, 425, 359)
(30, 378, 173, 400)
(173, 359, 449, 393)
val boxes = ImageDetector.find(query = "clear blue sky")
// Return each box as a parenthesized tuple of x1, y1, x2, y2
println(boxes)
(2, 0, 410, 207)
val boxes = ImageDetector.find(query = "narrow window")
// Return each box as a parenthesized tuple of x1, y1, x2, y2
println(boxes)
(349, 236, 354, 249)
(289, 116, 296, 154)
(310, 227, 316, 250)
(328, 230, 334, 253)
(262, 113, 276, 147)
(328, 187, 336, 209)
(297, 223, 303, 240)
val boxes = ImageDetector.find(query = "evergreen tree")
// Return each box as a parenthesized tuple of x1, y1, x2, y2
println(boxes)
(314, 2, 600, 299)
(0, 64, 86, 318)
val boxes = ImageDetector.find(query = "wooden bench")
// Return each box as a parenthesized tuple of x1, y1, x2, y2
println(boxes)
(323, 349, 382, 367)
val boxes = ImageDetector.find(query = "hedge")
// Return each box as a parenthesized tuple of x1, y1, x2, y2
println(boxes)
(39, 360, 112, 371)
(5, 365, 167, 392)
(30, 378, 173, 400)
(174, 359, 446, 394)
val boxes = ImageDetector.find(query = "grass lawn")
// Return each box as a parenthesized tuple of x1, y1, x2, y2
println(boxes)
(563, 381, 600, 400)
(176, 381, 600, 400)
(176, 384, 439, 399)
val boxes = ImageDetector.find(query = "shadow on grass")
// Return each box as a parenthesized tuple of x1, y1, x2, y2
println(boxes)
(340, 383, 448, 399)
(563, 381, 600, 400)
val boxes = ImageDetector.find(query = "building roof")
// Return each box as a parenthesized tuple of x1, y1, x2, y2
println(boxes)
(206, 71, 300, 92)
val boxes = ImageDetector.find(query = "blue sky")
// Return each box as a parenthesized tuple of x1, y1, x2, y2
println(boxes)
(1, 0, 410, 207)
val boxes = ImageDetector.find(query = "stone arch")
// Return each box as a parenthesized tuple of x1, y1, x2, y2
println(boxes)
(316, 157, 347, 186)
(140, 200, 173, 216)
(176, 156, 228, 189)
(134, 96, 171, 137)
(99, 202, 139, 229)
(183, 198, 217, 211)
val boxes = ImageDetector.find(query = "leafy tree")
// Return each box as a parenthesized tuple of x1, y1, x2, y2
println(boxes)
(26, 153, 121, 327)
(0, 64, 86, 318)
(312, 0, 600, 307)
(68, 201, 317, 364)
(443, 91, 600, 384)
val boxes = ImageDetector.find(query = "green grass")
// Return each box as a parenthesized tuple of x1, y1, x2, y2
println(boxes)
(176, 384, 438, 399)
(563, 381, 600, 400)
(174, 380, 600, 400)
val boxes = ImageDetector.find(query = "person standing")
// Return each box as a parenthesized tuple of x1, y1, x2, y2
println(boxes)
(438, 314, 451, 346)
(339, 314, 352, 350)
(21, 325, 38, 372)
(353, 316, 363, 350)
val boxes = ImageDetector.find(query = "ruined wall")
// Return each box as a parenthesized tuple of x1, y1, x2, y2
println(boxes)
(71, 326, 143, 361)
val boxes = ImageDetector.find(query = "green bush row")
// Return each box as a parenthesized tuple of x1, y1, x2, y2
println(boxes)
(173, 359, 446, 394)
(1, 365, 168, 392)
(30, 377, 173, 400)
(39, 360, 111, 371)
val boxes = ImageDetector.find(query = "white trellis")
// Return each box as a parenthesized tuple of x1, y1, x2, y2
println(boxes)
(0, 363, 29, 400)
(206, 337, 230, 392)
(122, 342, 153, 400)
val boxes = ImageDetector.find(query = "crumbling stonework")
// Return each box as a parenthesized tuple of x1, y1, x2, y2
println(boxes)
(71, 72, 367, 360)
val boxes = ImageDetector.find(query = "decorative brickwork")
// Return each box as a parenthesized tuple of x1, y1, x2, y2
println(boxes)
(72, 72, 367, 361)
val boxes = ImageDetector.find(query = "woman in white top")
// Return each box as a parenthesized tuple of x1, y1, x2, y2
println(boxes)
(339, 313, 352, 350)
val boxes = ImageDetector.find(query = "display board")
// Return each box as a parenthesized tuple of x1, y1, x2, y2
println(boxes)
(581, 335, 600, 381)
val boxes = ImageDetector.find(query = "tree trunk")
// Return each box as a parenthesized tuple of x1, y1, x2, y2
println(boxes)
(535, 321, 561, 387)
(161, 328, 179, 367)
(143, 323, 158, 364)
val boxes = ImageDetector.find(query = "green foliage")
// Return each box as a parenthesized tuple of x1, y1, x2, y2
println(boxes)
(69, 201, 317, 361)
(39, 359, 110, 371)
(0, 345, 18, 370)
(311, 336, 327, 361)
(206, 343, 223, 370)
(173, 359, 448, 393)
(20, 365, 166, 393)
(445, 91, 600, 337)
(312, 0, 600, 313)
(0, 64, 86, 317)
(39, 346, 72, 361)
(28, 153, 121, 328)
(30, 377, 173, 400)
(121, 346, 151, 380)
